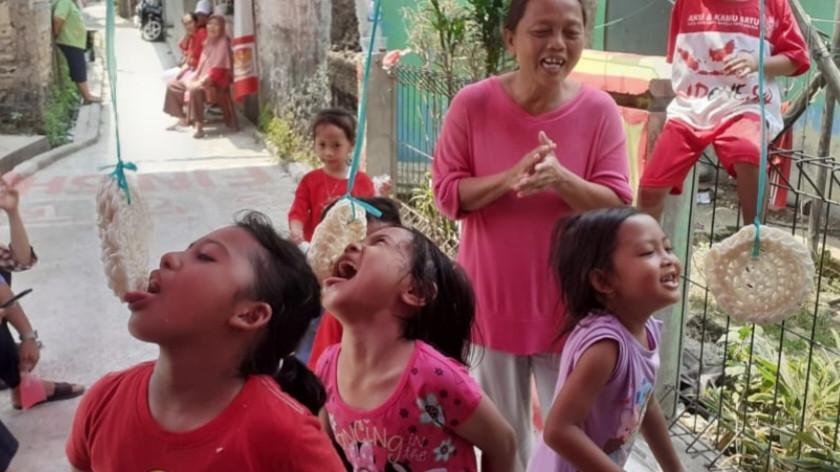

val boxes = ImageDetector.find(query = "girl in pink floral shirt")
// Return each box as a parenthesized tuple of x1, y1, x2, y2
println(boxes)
(316, 226, 515, 472)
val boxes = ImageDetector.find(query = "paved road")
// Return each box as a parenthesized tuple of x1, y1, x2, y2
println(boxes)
(0, 4, 296, 470)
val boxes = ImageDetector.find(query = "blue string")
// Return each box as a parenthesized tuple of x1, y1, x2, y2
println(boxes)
(343, 0, 382, 219)
(752, 0, 767, 259)
(105, 0, 137, 204)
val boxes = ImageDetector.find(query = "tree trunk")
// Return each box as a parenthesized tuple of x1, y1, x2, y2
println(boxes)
(583, 0, 598, 48)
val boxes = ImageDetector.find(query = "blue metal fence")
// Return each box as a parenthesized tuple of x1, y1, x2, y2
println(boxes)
(393, 65, 472, 196)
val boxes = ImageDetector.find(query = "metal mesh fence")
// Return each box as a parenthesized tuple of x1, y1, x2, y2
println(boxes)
(390, 62, 840, 472)
(393, 65, 473, 197)
(672, 148, 840, 471)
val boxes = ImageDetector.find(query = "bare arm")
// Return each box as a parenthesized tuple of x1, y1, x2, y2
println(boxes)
(454, 395, 517, 472)
(641, 397, 685, 472)
(542, 340, 624, 472)
(764, 55, 799, 78)
(288, 220, 305, 244)
(0, 284, 33, 337)
(0, 177, 34, 266)
(457, 173, 516, 213)
(53, 17, 65, 38)
(0, 283, 38, 372)
(457, 144, 553, 212)
(6, 209, 33, 267)
(550, 168, 626, 211)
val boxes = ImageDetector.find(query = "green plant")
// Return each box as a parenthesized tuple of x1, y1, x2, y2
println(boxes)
(41, 52, 80, 147)
(701, 325, 840, 471)
(259, 107, 318, 167)
(465, 0, 511, 76)
(409, 172, 459, 244)
(404, 0, 485, 81)
(259, 63, 330, 167)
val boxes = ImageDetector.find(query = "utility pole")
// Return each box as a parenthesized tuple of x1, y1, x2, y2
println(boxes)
(807, 0, 840, 256)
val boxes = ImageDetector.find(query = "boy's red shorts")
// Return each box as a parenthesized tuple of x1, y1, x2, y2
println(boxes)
(640, 113, 763, 195)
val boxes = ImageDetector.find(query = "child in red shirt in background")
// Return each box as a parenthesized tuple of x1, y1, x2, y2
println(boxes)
(67, 212, 344, 472)
(306, 197, 403, 371)
(288, 109, 377, 245)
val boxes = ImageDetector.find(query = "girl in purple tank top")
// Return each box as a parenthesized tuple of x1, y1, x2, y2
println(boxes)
(527, 207, 686, 472)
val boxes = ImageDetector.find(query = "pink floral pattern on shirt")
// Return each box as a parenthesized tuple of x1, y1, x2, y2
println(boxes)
(317, 341, 482, 472)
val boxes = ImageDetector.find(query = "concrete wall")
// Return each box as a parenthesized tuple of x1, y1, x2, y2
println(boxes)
(254, 0, 331, 114)
(0, 0, 54, 128)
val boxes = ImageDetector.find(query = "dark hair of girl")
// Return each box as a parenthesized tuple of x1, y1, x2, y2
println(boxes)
(320, 197, 402, 226)
(234, 210, 325, 414)
(550, 206, 640, 338)
(504, 0, 586, 32)
(312, 108, 357, 143)
(401, 228, 475, 366)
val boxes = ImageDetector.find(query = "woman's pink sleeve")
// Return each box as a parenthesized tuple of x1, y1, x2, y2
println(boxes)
(588, 98, 633, 205)
(432, 92, 473, 220)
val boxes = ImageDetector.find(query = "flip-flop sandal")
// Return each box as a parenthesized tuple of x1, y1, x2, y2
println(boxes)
(12, 382, 85, 410)
(193, 131, 206, 139)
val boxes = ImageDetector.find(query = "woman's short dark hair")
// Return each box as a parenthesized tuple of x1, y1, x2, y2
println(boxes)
(550, 206, 640, 337)
(504, 0, 587, 32)
(234, 211, 326, 414)
(312, 108, 357, 143)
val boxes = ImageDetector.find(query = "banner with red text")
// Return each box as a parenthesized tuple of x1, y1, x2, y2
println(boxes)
(233, 0, 258, 103)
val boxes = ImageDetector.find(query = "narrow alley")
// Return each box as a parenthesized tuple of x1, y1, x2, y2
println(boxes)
(0, 3, 297, 469)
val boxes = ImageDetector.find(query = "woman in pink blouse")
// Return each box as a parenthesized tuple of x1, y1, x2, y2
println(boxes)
(431, 0, 632, 470)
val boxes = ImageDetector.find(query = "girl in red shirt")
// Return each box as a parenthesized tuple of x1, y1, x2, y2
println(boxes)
(288, 109, 376, 244)
(67, 212, 344, 472)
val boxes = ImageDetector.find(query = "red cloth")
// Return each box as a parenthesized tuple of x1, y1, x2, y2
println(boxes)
(207, 67, 231, 89)
(288, 168, 376, 242)
(178, 34, 192, 55)
(307, 312, 343, 370)
(66, 362, 344, 472)
(189, 27, 206, 69)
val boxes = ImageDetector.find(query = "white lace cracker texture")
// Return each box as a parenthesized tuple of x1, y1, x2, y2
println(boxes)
(705, 225, 815, 325)
(307, 199, 367, 281)
(96, 175, 153, 299)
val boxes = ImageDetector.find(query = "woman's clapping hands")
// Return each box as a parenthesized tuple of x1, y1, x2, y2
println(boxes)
(512, 131, 571, 198)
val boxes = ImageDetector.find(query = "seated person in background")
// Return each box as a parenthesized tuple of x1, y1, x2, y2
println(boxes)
(163, 15, 233, 138)
(177, 13, 199, 69)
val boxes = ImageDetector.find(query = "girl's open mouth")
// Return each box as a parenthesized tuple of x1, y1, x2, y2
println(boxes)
(123, 272, 162, 310)
(323, 256, 358, 289)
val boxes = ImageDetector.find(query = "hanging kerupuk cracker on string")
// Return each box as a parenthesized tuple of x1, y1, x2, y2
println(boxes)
(306, 0, 383, 282)
(704, 0, 814, 325)
(97, 0, 152, 299)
